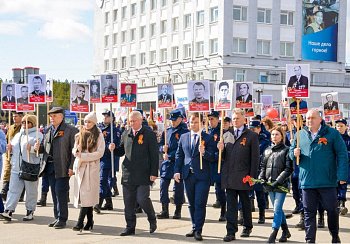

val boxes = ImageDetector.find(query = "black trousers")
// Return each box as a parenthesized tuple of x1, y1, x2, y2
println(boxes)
(122, 184, 156, 230)
(226, 189, 252, 235)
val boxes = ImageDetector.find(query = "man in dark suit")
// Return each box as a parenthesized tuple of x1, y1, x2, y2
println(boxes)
(236, 83, 252, 103)
(34, 107, 78, 229)
(72, 84, 88, 105)
(2, 84, 15, 102)
(30, 75, 45, 96)
(218, 108, 259, 242)
(120, 84, 136, 102)
(324, 94, 339, 111)
(287, 66, 309, 90)
(191, 82, 209, 104)
(174, 112, 216, 241)
(114, 111, 158, 236)
(158, 84, 172, 104)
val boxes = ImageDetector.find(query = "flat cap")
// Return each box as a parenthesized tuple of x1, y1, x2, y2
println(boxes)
(48, 107, 64, 115)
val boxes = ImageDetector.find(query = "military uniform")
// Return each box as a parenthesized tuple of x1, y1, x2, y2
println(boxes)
(158, 109, 189, 219)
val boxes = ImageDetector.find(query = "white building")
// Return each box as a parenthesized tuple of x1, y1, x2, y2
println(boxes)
(94, 0, 349, 116)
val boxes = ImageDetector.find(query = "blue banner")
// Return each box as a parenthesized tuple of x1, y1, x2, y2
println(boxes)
(302, 1, 339, 62)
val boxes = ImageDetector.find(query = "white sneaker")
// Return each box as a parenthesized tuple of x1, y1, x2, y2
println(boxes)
(23, 211, 34, 221)
(1, 211, 13, 221)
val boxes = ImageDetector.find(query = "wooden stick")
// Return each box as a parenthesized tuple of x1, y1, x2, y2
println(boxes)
(36, 104, 39, 157)
(110, 103, 115, 178)
(25, 113, 30, 162)
(94, 103, 96, 113)
(163, 108, 167, 154)
(218, 111, 225, 174)
(288, 108, 294, 141)
(331, 115, 335, 128)
(199, 113, 203, 170)
(296, 99, 300, 165)
(47, 102, 50, 126)
(205, 112, 208, 133)
(7, 111, 11, 158)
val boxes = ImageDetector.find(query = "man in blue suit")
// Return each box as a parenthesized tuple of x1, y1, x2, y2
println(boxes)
(157, 109, 189, 219)
(174, 112, 216, 241)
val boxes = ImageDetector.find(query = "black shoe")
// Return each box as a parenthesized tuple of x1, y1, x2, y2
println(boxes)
(101, 197, 113, 210)
(173, 205, 182, 219)
(48, 219, 59, 227)
(223, 234, 236, 242)
(332, 234, 341, 243)
(258, 209, 265, 224)
(83, 220, 94, 231)
(279, 224, 291, 242)
(157, 203, 169, 219)
(219, 215, 226, 222)
(150, 221, 157, 233)
(23, 210, 34, 221)
(268, 228, 279, 243)
(54, 221, 66, 229)
(186, 229, 195, 237)
(240, 228, 252, 237)
(120, 228, 135, 236)
(72, 224, 84, 232)
(292, 206, 300, 214)
(112, 185, 119, 197)
(194, 231, 203, 241)
(212, 200, 221, 208)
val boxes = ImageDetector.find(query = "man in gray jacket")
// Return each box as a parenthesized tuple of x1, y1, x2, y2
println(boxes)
(34, 107, 78, 229)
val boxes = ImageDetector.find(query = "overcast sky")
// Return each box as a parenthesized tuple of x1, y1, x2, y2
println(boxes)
(0, 0, 349, 82)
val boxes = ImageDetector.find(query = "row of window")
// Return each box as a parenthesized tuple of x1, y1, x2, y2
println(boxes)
(106, 40, 293, 71)
(106, 5, 293, 26)
(233, 6, 293, 25)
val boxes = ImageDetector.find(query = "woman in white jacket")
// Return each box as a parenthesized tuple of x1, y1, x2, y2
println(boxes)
(72, 112, 105, 231)
(0, 114, 43, 221)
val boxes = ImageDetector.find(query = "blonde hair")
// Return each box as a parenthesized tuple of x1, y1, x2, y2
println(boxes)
(232, 108, 245, 116)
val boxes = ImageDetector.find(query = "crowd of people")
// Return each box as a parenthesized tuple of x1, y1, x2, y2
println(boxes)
(0, 107, 349, 243)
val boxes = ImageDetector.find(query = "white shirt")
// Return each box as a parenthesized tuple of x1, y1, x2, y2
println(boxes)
(310, 125, 321, 141)
(233, 125, 245, 138)
(190, 131, 200, 147)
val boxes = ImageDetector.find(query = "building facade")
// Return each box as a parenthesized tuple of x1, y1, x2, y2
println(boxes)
(94, 0, 350, 116)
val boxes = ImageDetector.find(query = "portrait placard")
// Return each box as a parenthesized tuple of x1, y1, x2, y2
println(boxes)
(89, 79, 101, 103)
(120, 83, 137, 107)
(286, 64, 310, 98)
(28, 74, 46, 103)
(289, 98, 308, 115)
(157, 83, 173, 109)
(15, 84, 34, 112)
(235, 82, 253, 109)
(187, 80, 210, 112)
(321, 92, 340, 116)
(46, 79, 53, 102)
(101, 74, 118, 103)
(70, 83, 90, 113)
(1, 83, 16, 110)
(214, 80, 233, 110)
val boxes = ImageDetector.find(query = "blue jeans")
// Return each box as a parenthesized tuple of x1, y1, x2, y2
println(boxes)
(269, 191, 287, 229)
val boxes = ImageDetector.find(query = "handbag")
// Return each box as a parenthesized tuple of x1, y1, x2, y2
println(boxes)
(18, 135, 40, 181)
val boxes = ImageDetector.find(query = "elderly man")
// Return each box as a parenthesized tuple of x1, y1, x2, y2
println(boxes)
(34, 107, 78, 229)
(218, 108, 259, 242)
(290, 109, 348, 243)
(114, 111, 159, 236)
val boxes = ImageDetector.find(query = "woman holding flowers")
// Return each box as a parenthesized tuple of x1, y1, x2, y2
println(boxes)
(258, 126, 293, 243)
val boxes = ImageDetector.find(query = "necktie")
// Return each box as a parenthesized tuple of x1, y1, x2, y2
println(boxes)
(133, 130, 138, 137)
(191, 134, 197, 154)
(235, 129, 240, 138)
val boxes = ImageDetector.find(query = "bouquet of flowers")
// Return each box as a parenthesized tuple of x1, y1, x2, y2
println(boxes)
(242, 175, 289, 193)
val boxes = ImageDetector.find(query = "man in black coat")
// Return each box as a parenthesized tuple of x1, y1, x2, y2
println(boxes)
(34, 107, 78, 229)
(114, 111, 159, 236)
(218, 108, 259, 242)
